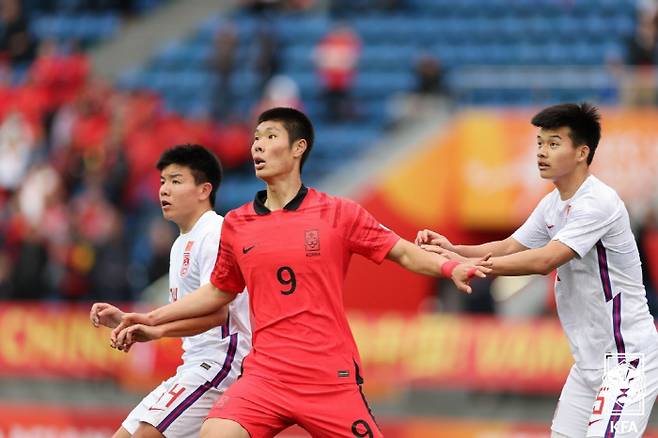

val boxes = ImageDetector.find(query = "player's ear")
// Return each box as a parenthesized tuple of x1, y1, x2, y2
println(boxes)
(292, 139, 307, 159)
(199, 181, 213, 200)
(578, 144, 590, 163)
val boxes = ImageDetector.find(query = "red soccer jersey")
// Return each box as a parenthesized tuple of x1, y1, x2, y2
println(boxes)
(211, 186, 400, 385)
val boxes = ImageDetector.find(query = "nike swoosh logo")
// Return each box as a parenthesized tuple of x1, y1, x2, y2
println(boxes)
(242, 245, 255, 254)
(547, 224, 555, 229)
(588, 419, 601, 426)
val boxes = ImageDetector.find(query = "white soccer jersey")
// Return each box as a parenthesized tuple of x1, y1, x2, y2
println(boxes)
(169, 210, 251, 373)
(512, 175, 658, 369)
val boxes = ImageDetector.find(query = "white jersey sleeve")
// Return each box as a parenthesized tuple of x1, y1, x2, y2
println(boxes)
(512, 193, 552, 249)
(553, 193, 621, 258)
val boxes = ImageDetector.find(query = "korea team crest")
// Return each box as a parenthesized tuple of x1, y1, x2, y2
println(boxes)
(305, 229, 320, 257)
(180, 241, 194, 276)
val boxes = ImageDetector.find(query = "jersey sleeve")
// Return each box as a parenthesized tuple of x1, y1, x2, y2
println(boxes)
(210, 214, 245, 294)
(553, 197, 621, 258)
(340, 198, 400, 264)
(512, 196, 551, 249)
(198, 227, 221, 286)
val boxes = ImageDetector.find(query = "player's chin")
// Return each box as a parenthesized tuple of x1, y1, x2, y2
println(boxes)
(538, 169, 552, 179)
(255, 169, 275, 181)
(161, 208, 174, 220)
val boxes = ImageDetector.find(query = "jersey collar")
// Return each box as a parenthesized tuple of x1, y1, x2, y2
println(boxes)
(253, 185, 309, 215)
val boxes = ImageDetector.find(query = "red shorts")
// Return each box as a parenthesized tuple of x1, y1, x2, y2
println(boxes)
(207, 373, 383, 438)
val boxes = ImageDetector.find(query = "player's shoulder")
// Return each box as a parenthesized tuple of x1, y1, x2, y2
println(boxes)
(323, 192, 368, 218)
(225, 202, 253, 221)
(314, 189, 356, 207)
(573, 176, 621, 211)
(535, 188, 560, 210)
(196, 210, 223, 234)
(194, 211, 223, 250)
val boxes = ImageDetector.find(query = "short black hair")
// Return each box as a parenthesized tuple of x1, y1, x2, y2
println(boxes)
(257, 107, 314, 172)
(156, 144, 223, 207)
(531, 103, 601, 165)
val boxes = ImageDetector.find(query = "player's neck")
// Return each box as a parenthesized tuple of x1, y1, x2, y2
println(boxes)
(554, 168, 590, 201)
(264, 175, 303, 211)
(177, 206, 212, 234)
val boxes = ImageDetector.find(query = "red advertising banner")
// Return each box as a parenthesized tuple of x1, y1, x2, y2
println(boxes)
(7, 304, 658, 395)
(0, 403, 125, 437)
(351, 313, 574, 394)
(0, 303, 180, 388)
(0, 303, 125, 378)
(2, 405, 657, 438)
(0, 403, 310, 437)
(0, 303, 579, 394)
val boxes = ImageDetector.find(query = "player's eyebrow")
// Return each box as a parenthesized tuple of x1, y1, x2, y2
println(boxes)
(163, 172, 184, 178)
(255, 126, 282, 135)
(537, 134, 562, 140)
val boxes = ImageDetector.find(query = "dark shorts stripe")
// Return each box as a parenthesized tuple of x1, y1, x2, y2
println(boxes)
(596, 241, 613, 302)
(221, 312, 231, 339)
(156, 333, 239, 433)
(596, 241, 625, 355)
(612, 293, 625, 354)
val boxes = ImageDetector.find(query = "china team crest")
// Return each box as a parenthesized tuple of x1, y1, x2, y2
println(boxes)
(180, 241, 194, 276)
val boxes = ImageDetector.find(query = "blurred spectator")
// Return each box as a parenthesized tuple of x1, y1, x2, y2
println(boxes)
(253, 75, 302, 118)
(0, 249, 12, 298)
(29, 39, 90, 114)
(625, 10, 657, 66)
(10, 224, 49, 300)
(146, 219, 175, 285)
(241, 0, 282, 14)
(622, 9, 658, 106)
(241, 0, 315, 13)
(209, 24, 238, 121)
(313, 22, 361, 121)
(414, 53, 448, 97)
(252, 24, 280, 97)
(0, 111, 37, 192)
(387, 53, 451, 128)
(0, 0, 36, 67)
(89, 210, 131, 302)
(330, 0, 404, 17)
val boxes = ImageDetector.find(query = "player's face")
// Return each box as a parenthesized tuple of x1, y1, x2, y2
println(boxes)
(251, 121, 303, 180)
(536, 127, 588, 181)
(159, 164, 204, 225)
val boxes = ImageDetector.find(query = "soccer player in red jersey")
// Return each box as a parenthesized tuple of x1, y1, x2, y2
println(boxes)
(112, 107, 490, 438)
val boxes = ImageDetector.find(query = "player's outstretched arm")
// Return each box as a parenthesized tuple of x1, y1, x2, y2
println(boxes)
(110, 282, 235, 347)
(113, 309, 229, 352)
(423, 239, 576, 277)
(90, 302, 124, 329)
(415, 229, 527, 258)
(487, 240, 577, 276)
(386, 239, 491, 294)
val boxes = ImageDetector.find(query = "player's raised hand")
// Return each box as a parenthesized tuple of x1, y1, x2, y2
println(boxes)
(90, 302, 124, 329)
(114, 324, 163, 353)
(110, 312, 150, 349)
(415, 229, 454, 250)
(451, 262, 490, 294)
